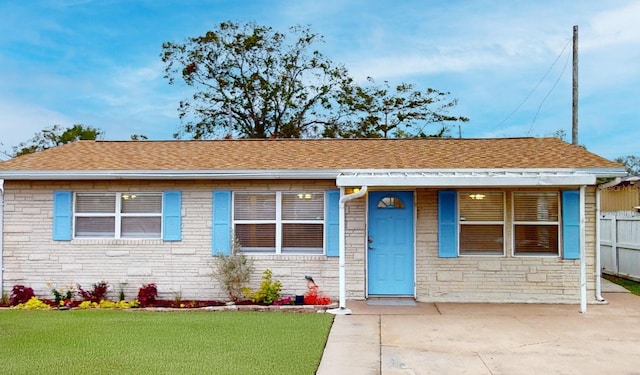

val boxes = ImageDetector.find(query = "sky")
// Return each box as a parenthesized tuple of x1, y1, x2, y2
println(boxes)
(1, 0, 638, 161)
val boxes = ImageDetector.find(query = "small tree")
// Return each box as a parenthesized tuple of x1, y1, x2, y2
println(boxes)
(11, 124, 102, 157)
(212, 237, 254, 301)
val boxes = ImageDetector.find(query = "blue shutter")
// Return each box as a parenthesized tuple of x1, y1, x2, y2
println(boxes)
(325, 190, 340, 257)
(212, 190, 232, 256)
(162, 191, 182, 241)
(52, 191, 72, 241)
(562, 190, 580, 259)
(438, 190, 458, 258)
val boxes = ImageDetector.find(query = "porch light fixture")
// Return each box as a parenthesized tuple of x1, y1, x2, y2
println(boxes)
(345, 187, 361, 194)
(297, 193, 313, 200)
(122, 194, 137, 200)
(469, 194, 485, 200)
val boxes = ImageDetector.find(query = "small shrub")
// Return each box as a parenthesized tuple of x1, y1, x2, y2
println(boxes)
(11, 297, 51, 310)
(245, 269, 282, 305)
(78, 300, 133, 309)
(212, 236, 254, 301)
(10, 285, 34, 306)
(78, 281, 109, 303)
(303, 288, 332, 305)
(137, 283, 158, 307)
(1, 292, 9, 307)
(78, 301, 97, 309)
(118, 288, 126, 302)
(115, 300, 132, 309)
(50, 285, 75, 307)
(98, 300, 117, 309)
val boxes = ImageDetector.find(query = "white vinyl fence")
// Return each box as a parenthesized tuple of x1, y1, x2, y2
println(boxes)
(600, 212, 640, 280)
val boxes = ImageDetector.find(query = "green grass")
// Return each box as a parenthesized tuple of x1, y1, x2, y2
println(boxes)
(0, 310, 334, 375)
(603, 274, 640, 296)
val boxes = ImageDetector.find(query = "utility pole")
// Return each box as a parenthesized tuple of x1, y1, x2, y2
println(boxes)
(572, 25, 579, 145)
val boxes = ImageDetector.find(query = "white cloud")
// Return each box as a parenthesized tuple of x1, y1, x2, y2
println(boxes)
(584, 1, 640, 50)
(0, 99, 73, 155)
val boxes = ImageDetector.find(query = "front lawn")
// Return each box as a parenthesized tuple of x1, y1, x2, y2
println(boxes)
(0, 310, 334, 374)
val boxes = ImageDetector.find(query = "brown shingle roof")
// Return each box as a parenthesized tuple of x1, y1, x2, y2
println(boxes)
(0, 137, 622, 171)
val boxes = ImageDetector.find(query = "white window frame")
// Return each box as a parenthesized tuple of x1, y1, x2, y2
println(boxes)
(458, 191, 506, 256)
(511, 191, 560, 257)
(73, 192, 162, 239)
(232, 191, 325, 255)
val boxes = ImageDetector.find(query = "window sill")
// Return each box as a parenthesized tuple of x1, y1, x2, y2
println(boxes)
(71, 238, 164, 245)
(513, 253, 560, 257)
(240, 252, 325, 257)
(459, 253, 505, 257)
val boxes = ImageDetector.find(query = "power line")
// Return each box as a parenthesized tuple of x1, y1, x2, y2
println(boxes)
(527, 46, 572, 135)
(490, 37, 572, 132)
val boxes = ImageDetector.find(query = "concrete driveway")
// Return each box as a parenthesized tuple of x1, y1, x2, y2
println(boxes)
(317, 283, 640, 375)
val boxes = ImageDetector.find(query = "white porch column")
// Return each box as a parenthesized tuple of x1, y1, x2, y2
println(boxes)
(0, 179, 4, 295)
(328, 186, 367, 315)
(580, 185, 587, 313)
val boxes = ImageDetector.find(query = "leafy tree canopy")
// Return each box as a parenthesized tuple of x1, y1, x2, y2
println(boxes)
(12, 124, 102, 157)
(324, 78, 469, 138)
(162, 21, 468, 140)
(614, 155, 640, 175)
(162, 21, 351, 139)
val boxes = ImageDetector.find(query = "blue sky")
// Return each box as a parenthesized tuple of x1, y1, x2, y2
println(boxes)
(1, 0, 638, 161)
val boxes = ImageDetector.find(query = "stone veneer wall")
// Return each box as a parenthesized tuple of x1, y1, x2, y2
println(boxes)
(1, 180, 599, 304)
(415, 187, 597, 304)
(1, 180, 342, 302)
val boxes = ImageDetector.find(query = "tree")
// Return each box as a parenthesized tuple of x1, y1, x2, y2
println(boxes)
(549, 129, 567, 142)
(162, 21, 352, 139)
(130, 134, 148, 141)
(324, 78, 469, 138)
(614, 155, 640, 175)
(12, 124, 102, 157)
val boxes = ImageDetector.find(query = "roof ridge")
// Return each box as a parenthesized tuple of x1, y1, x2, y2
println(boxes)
(90, 137, 540, 143)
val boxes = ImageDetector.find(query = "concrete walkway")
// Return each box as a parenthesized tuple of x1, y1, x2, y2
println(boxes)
(317, 281, 640, 375)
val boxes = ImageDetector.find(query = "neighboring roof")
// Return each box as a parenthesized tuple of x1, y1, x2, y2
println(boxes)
(599, 175, 640, 189)
(0, 137, 626, 182)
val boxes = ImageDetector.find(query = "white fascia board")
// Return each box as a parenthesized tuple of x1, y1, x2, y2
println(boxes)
(0, 169, 342, 180)
(337, 174, 596, 187)
(335, 168, 619, 187)
(0, 167, 626, 183)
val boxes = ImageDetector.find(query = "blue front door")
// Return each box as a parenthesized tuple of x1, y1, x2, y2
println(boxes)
(367, 191, 414, 296)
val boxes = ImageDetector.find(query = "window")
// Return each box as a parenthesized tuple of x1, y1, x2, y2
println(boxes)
(513, 192, 559, 256)
(458, 192, 505, 255)
(74, 193, 162, 239)
(233, 191, 324, 254)
(377, 196, 404, 209)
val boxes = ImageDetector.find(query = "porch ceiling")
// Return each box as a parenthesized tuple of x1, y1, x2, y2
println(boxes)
(336, 169, 606, 187)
